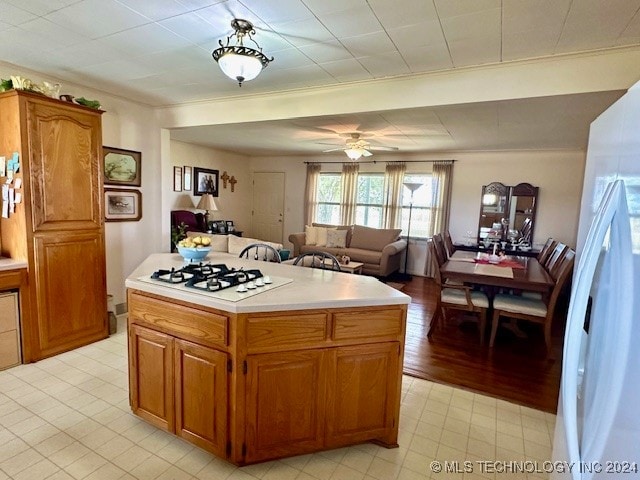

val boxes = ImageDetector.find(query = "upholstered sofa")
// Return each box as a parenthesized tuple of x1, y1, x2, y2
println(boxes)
(288, 224, 407, 277)
(186, 231, 283, 257)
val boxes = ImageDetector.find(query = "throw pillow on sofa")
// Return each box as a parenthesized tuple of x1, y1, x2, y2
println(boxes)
(305, 225, 318, 245)
(350, 225, 402, 251)
(315, 226, 336, 247)
(326, 229, 348, 248)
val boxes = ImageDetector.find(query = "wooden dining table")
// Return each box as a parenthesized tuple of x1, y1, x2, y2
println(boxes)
(440, 250, 554, 293)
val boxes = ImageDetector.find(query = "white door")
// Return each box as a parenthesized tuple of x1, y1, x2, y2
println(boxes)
(252, 172, 285, 244)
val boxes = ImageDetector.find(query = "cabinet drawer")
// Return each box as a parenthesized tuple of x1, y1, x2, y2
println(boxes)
(0, 294, 19, 333)
(332, 308, 403, 341)
(246, 312, 329, 352)
(129, 291, 227, 348)
(0, 330, 20, 369)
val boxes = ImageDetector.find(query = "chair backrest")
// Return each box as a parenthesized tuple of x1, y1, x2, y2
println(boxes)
(238, 243, 282, 263)
(545, 243, 568, 278)
(537, 237, 557, 263)
(432, 234, 448, 266)
(428, 240, 444, 286)
(293, 251, 342, 271)
(520, 217, 533, 243)
(171, 210, 206, 233)
(443, 231, 456, 257)
(545, 248, 575, 319)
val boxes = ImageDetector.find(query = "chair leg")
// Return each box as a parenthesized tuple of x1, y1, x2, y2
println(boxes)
(427, 308, 440, 337)
(544, 318, 552, 353)
(489, 309, 501, 347)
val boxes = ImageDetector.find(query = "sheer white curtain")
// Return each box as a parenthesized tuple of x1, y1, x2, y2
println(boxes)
(425, 160, 454, 276)
(304, 163, 322, 225)
(340, 163, 359, 225)
(382, 162, 406, 228)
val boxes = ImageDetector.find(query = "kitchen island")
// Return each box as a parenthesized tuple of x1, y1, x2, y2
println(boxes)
(125, 253, 410, 465)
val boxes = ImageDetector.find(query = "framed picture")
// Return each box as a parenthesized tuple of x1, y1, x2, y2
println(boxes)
(103, 146, 141, 187)
(183, 166, 192, 191)
(104, 189, 142, 222)
(193, 167, 219, 196)
(173, 166, 182, 192)
(226, 220, 235, 232)
(215, 220, 226, 234)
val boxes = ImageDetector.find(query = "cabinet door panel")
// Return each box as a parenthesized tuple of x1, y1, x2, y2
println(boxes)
(245, 350, 327, 463)
(129, 325, 175, 431)
(326, 343, 399, 447)
(27, 100, 102, 231)
(175, 339, 227, 457)
(33, 232, 107, 357)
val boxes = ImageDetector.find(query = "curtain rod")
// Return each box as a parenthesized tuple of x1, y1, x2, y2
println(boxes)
(303, 159, 456, 165)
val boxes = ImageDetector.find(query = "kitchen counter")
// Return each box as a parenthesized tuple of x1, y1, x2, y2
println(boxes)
(126, 252, 408, 465)
(0, 257, 28, 271)
(125, 252, 410, 313)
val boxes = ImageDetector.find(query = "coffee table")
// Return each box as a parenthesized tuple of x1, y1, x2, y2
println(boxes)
(335, 260, 363, 274)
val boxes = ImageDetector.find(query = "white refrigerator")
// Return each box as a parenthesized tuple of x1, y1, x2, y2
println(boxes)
(551, 81, 640, 479)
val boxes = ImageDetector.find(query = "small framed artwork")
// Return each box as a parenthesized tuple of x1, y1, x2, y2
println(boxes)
(226, 220, 235, 232)
(104, 189, 142, 222)
(215, 220, 226, 234)
(193, 167, 219, 196)
(103, 146, 141, 187)
(173, 167, 182, 192)
(183, 166, 192, 191)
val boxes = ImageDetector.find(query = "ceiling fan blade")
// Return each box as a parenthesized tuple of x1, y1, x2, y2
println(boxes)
(362, 150, 373, 157)
(322, 147, 347, 153)
(368, 145, 400, 151)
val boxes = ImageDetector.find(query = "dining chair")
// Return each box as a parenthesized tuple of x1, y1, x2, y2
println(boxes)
(432, 233, 449, 265)
(427, 241, 490, 343)
(293, 251, 342, 271)
(490, 248, 575, 352)
(238, 243, 282, 263)
(443, 231, 456, 257)
(544, 242, 568, 278)
(537, 238, 557, 264)
(520, 217, 533, 243)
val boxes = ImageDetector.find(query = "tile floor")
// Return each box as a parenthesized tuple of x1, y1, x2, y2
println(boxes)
(0, 317, 556, 480)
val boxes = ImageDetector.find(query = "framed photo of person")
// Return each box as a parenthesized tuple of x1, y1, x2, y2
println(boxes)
(193, 167, 219, 197)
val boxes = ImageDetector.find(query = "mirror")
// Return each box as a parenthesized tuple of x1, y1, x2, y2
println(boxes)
(477, 182, 538, 245)
(507, 183, 538, 243)
(478, 182, 509, 244)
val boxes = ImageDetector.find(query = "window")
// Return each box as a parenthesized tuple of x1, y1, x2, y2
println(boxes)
(355, 174, 384, 228)
(316, 173, 341, 224)
(401, 174, 434, 239)
(314, 171, 435, 237)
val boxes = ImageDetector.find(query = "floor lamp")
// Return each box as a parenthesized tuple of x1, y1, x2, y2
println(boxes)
(401, 182, 424, 278)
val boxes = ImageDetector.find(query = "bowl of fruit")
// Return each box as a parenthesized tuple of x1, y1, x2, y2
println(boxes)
(177, 236, 212, 262)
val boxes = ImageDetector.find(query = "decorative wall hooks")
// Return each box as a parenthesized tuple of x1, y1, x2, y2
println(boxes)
(221, 171, 229, 189)
(229, 176, 237, 192)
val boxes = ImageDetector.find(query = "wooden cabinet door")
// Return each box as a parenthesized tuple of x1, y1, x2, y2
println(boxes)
(326, 342, 400, 447)
(26, 98, 103, 232)
(245, 350, 328, 463)
(32, 231, 107, 357)
(175, 339, 227, 457)
(129, 324, 175, 432)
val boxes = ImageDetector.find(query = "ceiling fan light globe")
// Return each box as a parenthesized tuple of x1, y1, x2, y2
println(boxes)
(217, 51, 263, 85)
(345, 148, 363, 160)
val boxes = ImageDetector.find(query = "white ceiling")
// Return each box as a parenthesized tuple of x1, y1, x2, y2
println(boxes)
(2, 0, 639, 154)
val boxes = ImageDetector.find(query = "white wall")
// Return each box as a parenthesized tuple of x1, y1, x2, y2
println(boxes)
(169, 141, 252, 235)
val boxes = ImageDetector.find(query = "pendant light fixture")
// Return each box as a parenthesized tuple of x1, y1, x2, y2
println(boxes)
(212, 19, 273, 86)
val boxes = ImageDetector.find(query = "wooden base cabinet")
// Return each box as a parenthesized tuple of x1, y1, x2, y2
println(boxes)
(129, 324, 228, 458)
(127, 289, 406, 465)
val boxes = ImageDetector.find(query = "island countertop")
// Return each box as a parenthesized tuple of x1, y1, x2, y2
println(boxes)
(125, 253, 410, 314)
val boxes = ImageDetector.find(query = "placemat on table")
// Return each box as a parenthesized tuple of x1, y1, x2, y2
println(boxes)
(473, 264, 514, 278)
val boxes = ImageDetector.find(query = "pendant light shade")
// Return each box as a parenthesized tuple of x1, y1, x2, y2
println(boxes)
(212, 19, 273, 86)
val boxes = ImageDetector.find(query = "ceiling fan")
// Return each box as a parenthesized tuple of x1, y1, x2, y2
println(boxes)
(321, 133, 399, 160)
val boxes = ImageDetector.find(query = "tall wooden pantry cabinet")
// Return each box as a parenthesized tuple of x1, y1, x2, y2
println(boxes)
(0, 90, 107, 362)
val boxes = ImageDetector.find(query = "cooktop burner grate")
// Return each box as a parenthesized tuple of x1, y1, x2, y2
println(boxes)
(150, 263, 264, 293)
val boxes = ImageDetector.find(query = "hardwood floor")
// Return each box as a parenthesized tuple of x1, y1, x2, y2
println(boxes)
(396, 275, 566, 413)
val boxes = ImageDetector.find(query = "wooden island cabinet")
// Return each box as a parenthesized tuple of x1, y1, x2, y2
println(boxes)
(126, 253, 409, 465)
